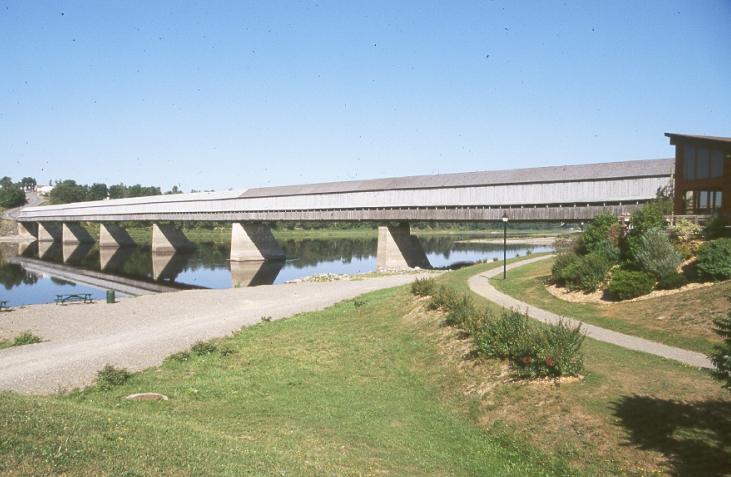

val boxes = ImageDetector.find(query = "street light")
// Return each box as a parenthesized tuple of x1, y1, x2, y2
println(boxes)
(502, 212, 509, 279)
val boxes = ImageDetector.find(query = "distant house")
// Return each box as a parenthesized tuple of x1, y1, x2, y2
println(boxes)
(36, 185, 54, 196)
(665, 133, 731, 218)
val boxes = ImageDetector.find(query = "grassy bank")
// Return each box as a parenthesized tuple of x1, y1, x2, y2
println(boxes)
(426, 258, 731, 476)
(0, 282, 570, 476)
(490, 258, 729, 354)
(2, 258, 728, 475)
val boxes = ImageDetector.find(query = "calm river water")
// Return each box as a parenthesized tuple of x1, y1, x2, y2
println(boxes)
(0, 235, 551, 306)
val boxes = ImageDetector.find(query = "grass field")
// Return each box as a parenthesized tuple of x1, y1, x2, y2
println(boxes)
(1, 258, 729, 476)
(490, 258, 730, 354)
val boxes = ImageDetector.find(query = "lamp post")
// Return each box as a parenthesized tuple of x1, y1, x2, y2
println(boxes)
(502, 212, 509, 279)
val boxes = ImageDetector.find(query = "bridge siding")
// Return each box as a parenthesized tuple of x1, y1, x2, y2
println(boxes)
(18, 176, 668, 222)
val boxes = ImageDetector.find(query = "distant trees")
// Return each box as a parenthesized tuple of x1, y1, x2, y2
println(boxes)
(49, 180, 163, 204)
(50, 180, 88, 204)
(0, 176, 27, 208)
(20, 177, 36, 191)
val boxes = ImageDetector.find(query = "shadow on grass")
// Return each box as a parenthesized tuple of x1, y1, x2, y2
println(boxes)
(612, 394, 731, 477)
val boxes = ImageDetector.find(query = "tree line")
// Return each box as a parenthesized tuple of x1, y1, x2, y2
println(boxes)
(49, 181, 182, 205)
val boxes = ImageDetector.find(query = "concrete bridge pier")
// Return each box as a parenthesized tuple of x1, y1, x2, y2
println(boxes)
(62, 222, 95, 245)
(230, 223, 285, 261)
(151, 223, 195, 254)
(37, 222, 62, 242)
(376, 223, 431, 271)
(99, 223, 136, 248)
(17, 222, 37, 240)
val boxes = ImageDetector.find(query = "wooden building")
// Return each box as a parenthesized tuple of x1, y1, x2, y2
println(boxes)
(666, 133, 731, 218)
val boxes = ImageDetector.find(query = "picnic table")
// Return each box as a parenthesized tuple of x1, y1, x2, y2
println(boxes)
(0, 300, 9, 312)
(55, 293, 94, 305)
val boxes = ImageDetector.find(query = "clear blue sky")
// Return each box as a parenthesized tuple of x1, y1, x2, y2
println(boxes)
(1, 1, 729, 192)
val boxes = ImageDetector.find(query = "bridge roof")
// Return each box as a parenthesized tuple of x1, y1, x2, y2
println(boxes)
(240, 158, 674, 198)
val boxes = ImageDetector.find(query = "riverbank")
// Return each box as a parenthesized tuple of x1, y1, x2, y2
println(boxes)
(0, 273, 425, 394)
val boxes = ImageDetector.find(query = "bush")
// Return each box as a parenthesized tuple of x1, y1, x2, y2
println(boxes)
(656, 272, 689, 290)
(581, 213, 618, 254)
(0, 184, 26, 209)
(634, 227, 682, 279)
(704, 214, 727, 240)
(474, 310, 537, 360)
(411, 277, 437, 297)
(670, 219, 702, 243)
(553, 252, 612, 292)
(608, 269, 655, 300)
(513, 320, 585, 378)
(191, 341, 217, 355)
(428, 285, 462, 311)
(474, 311, 585, 378)
(631, 200, 670, 235)
(12, 331, 42, 346)
(96, 364, 132, 390)
(710, 305, 731, 390)
(696, 239, 731, 280)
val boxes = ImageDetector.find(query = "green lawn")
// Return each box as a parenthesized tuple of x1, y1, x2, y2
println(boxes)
(490, 258, 729, 354)
(0, 284, 570, 476)
(1, 257, 729, 476)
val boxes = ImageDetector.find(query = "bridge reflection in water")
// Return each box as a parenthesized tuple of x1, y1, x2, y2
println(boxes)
(11, 241, 285, 296)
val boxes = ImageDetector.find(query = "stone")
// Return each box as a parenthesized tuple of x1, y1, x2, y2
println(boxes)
(124, 392, 169, 401)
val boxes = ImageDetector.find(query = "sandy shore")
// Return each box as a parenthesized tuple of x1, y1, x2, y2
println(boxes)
(0, 274, 422, 394)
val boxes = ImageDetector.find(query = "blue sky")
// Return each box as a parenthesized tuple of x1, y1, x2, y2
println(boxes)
(1, 1, 729, 191)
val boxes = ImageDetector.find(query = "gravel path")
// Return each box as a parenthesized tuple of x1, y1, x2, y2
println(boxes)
(468, 255, 713, 369)
(0, 275, 421, 394)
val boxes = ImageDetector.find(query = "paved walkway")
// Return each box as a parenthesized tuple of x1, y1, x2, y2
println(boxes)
(468, 255, 713, 369)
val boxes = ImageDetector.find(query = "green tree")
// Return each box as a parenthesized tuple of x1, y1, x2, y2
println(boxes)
(20, 177, 36, 191)
(0, 183, 26, 208)
(581, 213, 619, 254)
(86, 183, 109, 201)
(49, 180, 88, 204)
(710, 303, 731, 390)
(108, 183, 127, 199)
(0, 176, 13, 188)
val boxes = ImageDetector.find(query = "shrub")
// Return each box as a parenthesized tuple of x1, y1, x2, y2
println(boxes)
(553, 252, 613, 292)
(582, 213, 619, 253)
(12, 331, 42, 346)
(591, 239, 620, 263)
(474, 311, 585, 378)
(513, 320, 585, 378)
(428, 285, 461, 311)
(191, 341, 217, 355)
(656, 272, 689, 290)
(444, 294, 477, 327)
(710, 304, 731, 390)
(696, 239, 731, 280)
(631, 200, 670, 235)
(0, 184, 26, 209)
(96, 364, 131, 390)
(670, 219, 702, 243)
(474, 310, 537, 360)
(168, 351, 191, 362)
(634, 227, 682, 279)
(704, 214, 728, 240)
(411, 277, 437, 297)
(608, 269, 655, 300)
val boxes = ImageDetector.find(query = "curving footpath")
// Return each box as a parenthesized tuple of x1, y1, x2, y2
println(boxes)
(468, 255, 713, 369)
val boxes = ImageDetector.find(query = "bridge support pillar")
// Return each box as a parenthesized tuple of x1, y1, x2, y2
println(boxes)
(376, 223, 430, 271)
(62, 222, 95, 244)
(230, 223, 285, 261)
(151, 223, 195, 255)
(17, 222, 37, 240)
(37, 222, 62, 242)
(100, 223, 135, 247)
